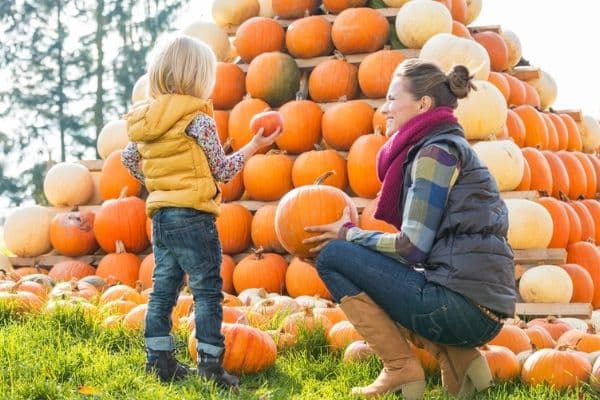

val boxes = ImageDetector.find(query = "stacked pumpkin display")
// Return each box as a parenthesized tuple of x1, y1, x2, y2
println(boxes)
(3, 0, 600, 386)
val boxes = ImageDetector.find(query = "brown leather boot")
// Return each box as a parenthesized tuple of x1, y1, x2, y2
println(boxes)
(340, 292, 425, 399)
(396, 325, 493, 399)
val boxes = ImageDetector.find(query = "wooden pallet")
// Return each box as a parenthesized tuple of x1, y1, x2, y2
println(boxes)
(515, 303, 592, 319)
(507, 66, 541, 81)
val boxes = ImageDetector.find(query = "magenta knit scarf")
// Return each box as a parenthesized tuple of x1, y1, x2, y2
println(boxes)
(374, 106, 458, 230)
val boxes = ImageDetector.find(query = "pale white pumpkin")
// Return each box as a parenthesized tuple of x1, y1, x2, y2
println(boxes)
(577, 115, 600, 154)
(464, 0, 482, 25)
(558, 317, 589, 332)
(419, 33, 490, 80)
(501, 30, 522, 69)
(212, 0, 260, 27)
(4, 206, 54, 257)
(505, 199, 553, 249)
(43, 163, 94, 207)
(527, 70, 557, 110)
(519, 265, 572, 303)
(97, 119, 129, 160)
(455, 80, 507, 140)
(181, 21, 231, 61)
(131, 74, 149, 104)
(383, 0, 411, 6)
(257, 0, 275, 17)
(472, 140, 524, 191)
(394, 0, 452, 49)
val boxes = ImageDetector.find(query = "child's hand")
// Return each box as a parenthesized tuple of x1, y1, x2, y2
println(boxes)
(250, 126, 283, 149)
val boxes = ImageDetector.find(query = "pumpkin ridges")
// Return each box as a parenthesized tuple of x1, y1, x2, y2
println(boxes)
(347, 132, 387, 198)
(521, 148, 552, 194)
(560, 201, 583, 245)
(514, 105, 548, 149)
(559, 113, 583, 152)
(358, 50, 406, 99)
(308, 59, 359, 102)
(505, 109, 526, 147)
(233, 249, 288, 294)
(234, 17, 285, 63)
(581, 199, 600, 244)
(559, 263, 594, 303)
(487, 71, 510, 103)
(556, 151, 587, 200)
(99, 150, 142, 200)
(572, 152, 598, 199)
(541, 113, 559, 151)
(286, 16, 333, 59)
(251, 205, 287, 254)
(275, 100, 323, 154)
(285, 257, 332, 299)
(210, 63, 246, 110)
(540, 151, 569, 199)
(537, 197, 570, 249)
(472, 31, 509, 72)
(566, 241, 600, 308)
(569, 201, 596, 243)
(49, 207, 99, 257)
(547, 112, 569, 151)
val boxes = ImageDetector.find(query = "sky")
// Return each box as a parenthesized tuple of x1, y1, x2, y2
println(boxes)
(179, 0, 600, 119)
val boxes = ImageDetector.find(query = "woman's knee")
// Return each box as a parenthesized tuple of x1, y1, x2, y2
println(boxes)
(315, 240, 348, 273)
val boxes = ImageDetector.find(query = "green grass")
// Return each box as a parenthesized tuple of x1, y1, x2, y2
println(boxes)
(0, 305, 598, 400)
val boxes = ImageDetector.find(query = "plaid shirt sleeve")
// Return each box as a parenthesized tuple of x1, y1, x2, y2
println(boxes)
(186, 114, 244, 183)
(121, 142, 145, 183)
(339, 143, 461, 265)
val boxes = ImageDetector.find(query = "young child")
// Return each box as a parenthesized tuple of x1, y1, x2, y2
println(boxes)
(121, 34, 281, 389)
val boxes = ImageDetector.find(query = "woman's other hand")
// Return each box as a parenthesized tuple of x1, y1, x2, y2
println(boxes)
(303, 207, 352, 253)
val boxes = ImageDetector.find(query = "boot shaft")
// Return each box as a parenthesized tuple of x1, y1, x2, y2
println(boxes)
(197, 351, 240, 390)
(146, 350, 192, 382)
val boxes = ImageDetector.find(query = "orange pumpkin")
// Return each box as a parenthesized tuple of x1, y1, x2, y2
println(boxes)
(228, 98, 271, 151)
(520, 148, 552, 195)
(93, 189, 149, 253)
(560, 113, 583, 152)
(449, 0, 468, 23)
(210, 63, 246, 110)
(540, 150, 569, 199)
(557, 330, 600, 353)
(546, 112, 569, 151)
(567, 241, 600, 308)
(327, 320, 363, 351)
(523, 82, 541, 109)
(251, 205, 286, 254)
(220, 169, 245, 202)
(372, 105, 386, 135)
(541, 113, 558, 151)
(537, 196, 570, 248)
(472, 31, 509, 72)
(586, 154, 600, 195)
(521, 325, 556, 350)
(504, 74, 526, 106)
(331, 8, 389, 54)
(138, 254, 154, 290)
(250, 110, 283, 137)
(246, 51, 300, 107)
(99, 150, 142, 200)
(347, 131, 387, 198)
(272, 0, 319, 18)
(527, 317, 571, 341)
(481, 345, 521, 382)
(358, 50, 406, 99)
(322, 100, 375, 151)
(359, 199, 398, 233)
(573, 152, 598, 199)
(581, 199, 600, 243)
(451, 21, 472, 39)
(560, 201, 583, 244)
(234, 17, 285, 63)
(286, 16, 333, 59)
(233, 249, 288, 294)
(514, 156, 531, 191)
(243, 151, 293, 201)
(292, 149, 347, 190)
(487, 71, 510, 103)
(213, 110, 229, 144)
(220, 254, 236, 294)
(49, 206, 99, 257)
(514, 105, 548, 149)
(275, 100, 323, 154)
(556, 151, 587, 200)
(285, 257, 332, 299)
(505, 109, 526, 147)
(216, 203, 253, 254)
(96, 241, 141, 287)
(323, 0, 367, 14)
(569, 201, 596, 243)
(48, 261, 96, 282)
(308, 58, 359, 102)
(560, 263, 594, 303)
(274, 172, 359, 258)
(486, 324, 532, 355)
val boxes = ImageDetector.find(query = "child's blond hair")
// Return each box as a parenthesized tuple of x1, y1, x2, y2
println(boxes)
(147, 34, 216, 99)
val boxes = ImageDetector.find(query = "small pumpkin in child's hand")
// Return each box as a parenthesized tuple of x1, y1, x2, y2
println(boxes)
(250, 110, 283, 137)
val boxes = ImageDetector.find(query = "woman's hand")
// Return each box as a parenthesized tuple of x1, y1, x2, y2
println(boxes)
(250, 126, 283, 149)
(302, 207, 352, 254)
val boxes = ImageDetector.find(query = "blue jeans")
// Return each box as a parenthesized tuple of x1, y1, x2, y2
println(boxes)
(145, 207, 224, 359)
(316, 240, 501, 347)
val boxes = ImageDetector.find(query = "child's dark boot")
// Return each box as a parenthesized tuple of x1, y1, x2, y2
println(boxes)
(197, 351, 240, 391)
(146, 350, 192, 382)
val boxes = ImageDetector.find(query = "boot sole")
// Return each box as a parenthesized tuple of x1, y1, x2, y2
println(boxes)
(457, 355, 493, 399)
(351, 379, 426, 400)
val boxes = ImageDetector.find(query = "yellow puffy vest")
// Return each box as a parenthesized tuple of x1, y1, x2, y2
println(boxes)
(125, 94, 221, 217)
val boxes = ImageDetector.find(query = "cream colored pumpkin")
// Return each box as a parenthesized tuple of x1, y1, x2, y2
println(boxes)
(577, 115, 600, 154)
(43, 162, 94, 207)
(383, 0, 410, 6)
(501, 30, 522, 69)
(181, 21, 231, 61)
(258, 0, 275, 17)
(455, 80, 507, 140)
(527, 70, 557, 110)
(97, 119, 129, 160)
(464, 0, 482, 25)
(4, 206, 54, 257)
(419, 33, 490, 80)
(519, 265, 573, 304)
(472, 140, 524, 191)
(131, 74, 148, 104)
(505, 199, 553, 249)
(212, 0, 260, 27)
(394, 0, 452, 49)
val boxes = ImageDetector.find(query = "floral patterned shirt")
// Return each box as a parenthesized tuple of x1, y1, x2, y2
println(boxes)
(121, 114, 243, 183)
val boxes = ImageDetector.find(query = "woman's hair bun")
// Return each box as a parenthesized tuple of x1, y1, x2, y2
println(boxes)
(447, 65, 476, 99)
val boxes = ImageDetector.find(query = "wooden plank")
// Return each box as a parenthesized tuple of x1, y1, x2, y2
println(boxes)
(9, 252, 151, 268)
(552, 109, 583, 122)
(79, 160, 103, 171)
(513, 248, 567, 267)
(508, 67, 541, 81)
(236, 49, 419, 72)
(500, 191, 540, 201)
(467, 25, 502, 34)
(515, 303, 592, 319)
(320, 98, 386, 112)
(225, 8, 401, 35)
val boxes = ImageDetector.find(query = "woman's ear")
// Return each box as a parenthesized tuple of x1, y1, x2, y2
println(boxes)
(419, 96, 433, 112)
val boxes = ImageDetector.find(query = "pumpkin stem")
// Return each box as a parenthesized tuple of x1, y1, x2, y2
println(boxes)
(539, 190, 550, 198)
(115, 240, 126, 254)
(295, 71, 309, 101)
(314, 170, 335, 185)
(251, 247, 264, 259)
(559, 191, 570, 202)
(118, 186, 129, 199)
(333, 50, 346, 61)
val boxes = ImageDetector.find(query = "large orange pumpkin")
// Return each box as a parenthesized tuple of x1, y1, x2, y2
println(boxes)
(347, 131, 387, 198)
(560, 263, 594, 303)
(285, 257, 332, 299)
(521, 348, 591, 390)
(480, 345, 521, 383)
(540, 151, 569, 199)
(286, 16, 333, 59)
(546, 112, 569, 151)
(246, 52, 300, 107)
(99, 150, 142, 200)
(251, 205, 286, 254)
(234, 17, 285, 63)
(96, 241, 141, 287)
(274, 172, 359, 258)
(48, 261, 96, 282)
(331, 7, 389, 54)
(567, 241, 600, 308)
(292, 149, 347, 190)
(358, 50, 406, 98)
(49, 206, 99, 257)
(359, 199, 398, 233)
(323, 0, 368, 14)
(93, 189, 149, 253)
(486, 324, 532, 355)
(537, 196, 569, 248)
(216, 203, 253, 254)
(472, 31, 509, 72)
(210, 63, 246, 110)
(233, 249, 288, 294)
(505, 108, 526, 147)
(275, 100, 323, 154)
(243, 151, 293, 201)
(308, 58, 359, 102)
(228, 98, 271, 151)
(520, 148, 552, 195)
(272, 0, 319, 18)
(514, 105, 548, 149)
(322, 100, 374, 151)
(556, 151, 587, 200)
(138, 254, 154, 290)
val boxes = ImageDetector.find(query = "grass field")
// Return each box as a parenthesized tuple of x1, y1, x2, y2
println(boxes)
(0, 305, 597, 400)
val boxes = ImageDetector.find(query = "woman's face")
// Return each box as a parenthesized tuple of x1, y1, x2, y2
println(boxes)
(381, 76, 425, 137)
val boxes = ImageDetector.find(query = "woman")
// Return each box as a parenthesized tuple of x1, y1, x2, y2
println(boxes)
(304, 59, 516, 400)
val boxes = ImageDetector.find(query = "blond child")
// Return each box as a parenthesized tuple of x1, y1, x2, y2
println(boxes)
(121, 34, 280, 389)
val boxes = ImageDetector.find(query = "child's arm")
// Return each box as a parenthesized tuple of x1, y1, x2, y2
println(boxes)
(121, 142, 145, 184)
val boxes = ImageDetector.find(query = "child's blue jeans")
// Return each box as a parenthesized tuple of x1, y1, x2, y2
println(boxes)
(145, 207, 224, 359)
